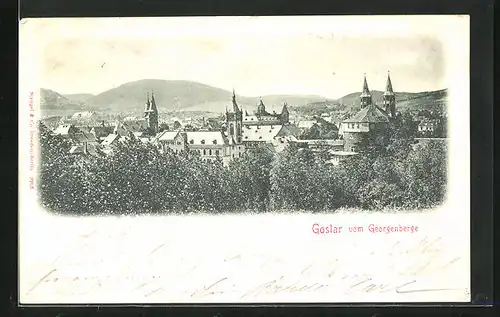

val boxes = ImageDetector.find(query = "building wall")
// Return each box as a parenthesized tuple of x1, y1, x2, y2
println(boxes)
(342, 122, 370, 133)
(343, 132, 368, 152)
(342, 121, 388, 133)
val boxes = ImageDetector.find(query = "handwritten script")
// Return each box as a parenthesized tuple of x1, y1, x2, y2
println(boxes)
(22, 233, 467, 302)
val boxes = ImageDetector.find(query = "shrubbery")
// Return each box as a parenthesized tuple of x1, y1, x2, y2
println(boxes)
(38, 121, 447, 215)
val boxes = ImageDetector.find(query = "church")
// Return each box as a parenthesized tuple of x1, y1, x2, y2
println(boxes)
(241, 97, 290, 126)
(340, 72, 397, 152)
(225, 91, 299, 150)
(153, 91, 246, 165)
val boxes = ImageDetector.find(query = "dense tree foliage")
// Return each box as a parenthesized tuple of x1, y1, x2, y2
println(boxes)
(39, 120, 448, 215)
(298, 120, 339, 140)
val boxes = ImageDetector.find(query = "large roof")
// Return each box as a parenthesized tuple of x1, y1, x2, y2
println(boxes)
(297, 121, 317, 129)
(157, 131, 182, 141)
(276, 124, 302, 137)
(343, 104, 389, 123)
(185, 131, 228, 145)
(241, 124, 282, 142)
(70, 131, 97, 143)
(115, 119, 148, 133)
(53, 124, 74, 135)
(101, 133, 119, 146)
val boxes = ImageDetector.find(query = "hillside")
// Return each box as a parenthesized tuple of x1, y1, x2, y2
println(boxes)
(62, 79, 329, 114)
(63, 93, 94, 104)
(338, 89, 448, 112)
(82, 80, 232, 112)
(40, 88, 84, 110)
(41, 79, 447, 115)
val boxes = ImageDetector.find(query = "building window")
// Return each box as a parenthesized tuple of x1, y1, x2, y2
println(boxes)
(201, 139, 205, 144)
(356, 124, 360, 129)
(216, 150, 219, 156)
(203, 149, 206, 155)
(209, 149, 212, 155)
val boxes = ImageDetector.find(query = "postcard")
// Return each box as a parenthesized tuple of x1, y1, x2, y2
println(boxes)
(19, 16, 470, 304)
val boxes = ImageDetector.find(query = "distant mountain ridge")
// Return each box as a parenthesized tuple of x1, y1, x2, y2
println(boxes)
(40, 88, 84, 110)
(41, 79, 447, 114)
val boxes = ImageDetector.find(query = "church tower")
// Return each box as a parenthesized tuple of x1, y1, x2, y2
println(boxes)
(360, 74, 372, 109)
(257, 97, 267, 115)
(144, 92, 150, 113)
(225, 89, 243, 143)
(280, 102, 290, 124)
(144, 91, 159, 135)
(383, 71, 396, 118)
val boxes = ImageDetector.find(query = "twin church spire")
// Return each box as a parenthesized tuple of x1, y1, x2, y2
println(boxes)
(360, 71, 396, 118)
(144, 90, 159, 134)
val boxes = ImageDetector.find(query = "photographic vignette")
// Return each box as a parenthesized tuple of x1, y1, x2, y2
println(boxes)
(18, 15, 471, 304)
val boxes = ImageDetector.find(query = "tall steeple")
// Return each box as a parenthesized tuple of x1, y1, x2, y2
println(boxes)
(144, 92, 151, 113)
(360, 73, 372, 109)
(144, 91, 158, 135)
(232, 89, 240, 113)
(280, 102, 290, 125)
(150, 90, 158, 112)
(225, 89, 243, 144)
(383, 71, 396, 118)
(384, 71, 394, 95)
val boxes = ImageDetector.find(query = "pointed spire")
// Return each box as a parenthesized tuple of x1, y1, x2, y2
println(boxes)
(360, 73, 372, 108)
(232, 89, 239, 113)
(384, 71, 394, 95)
(257, 97, 266, 114)
(361, 73, 371, 96)
(144, 92, 151, 113)
(150, 90, 157, 112)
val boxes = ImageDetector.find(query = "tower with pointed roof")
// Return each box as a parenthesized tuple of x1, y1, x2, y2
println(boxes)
(144, 91, 159, 135)
(383, 71, 396, 118)
(340, 73, 391, 152)
(280, 102, 290, 125)
(225, 90, 243, 143)
(257, 97, 267, 116)
(360, 74, 372, 108)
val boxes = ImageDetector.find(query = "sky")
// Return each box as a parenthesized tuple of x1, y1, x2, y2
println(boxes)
(21, 16, 463, 99)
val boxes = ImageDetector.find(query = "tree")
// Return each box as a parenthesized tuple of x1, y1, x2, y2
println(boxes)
(229, 147, 274, 211)
(270, 144, 330, 211)
(403, 140, 447, 208)
(159, 123, 169, 132)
